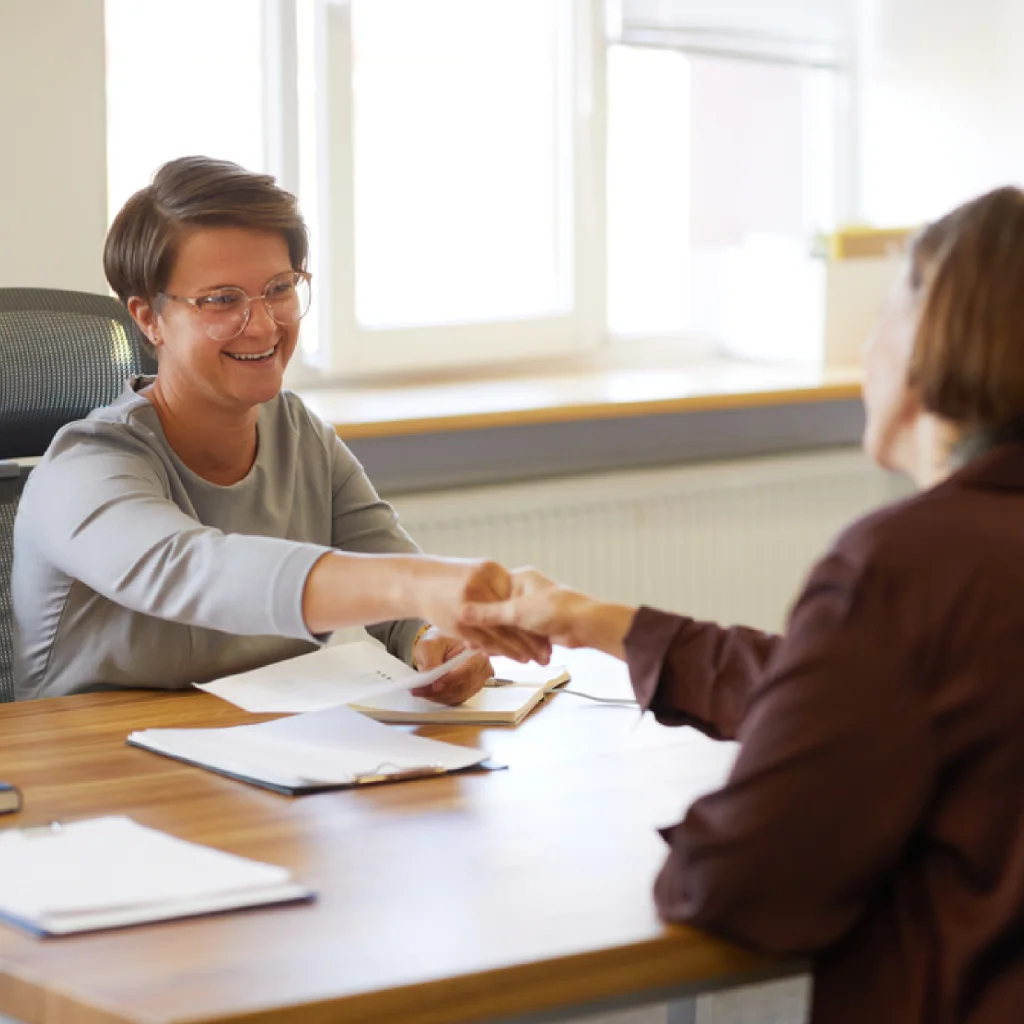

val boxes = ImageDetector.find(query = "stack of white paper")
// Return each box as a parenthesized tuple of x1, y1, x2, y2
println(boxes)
(129, 704, 490, 793)
(0, 816, 311, 936)
(194, 640, 475, 713)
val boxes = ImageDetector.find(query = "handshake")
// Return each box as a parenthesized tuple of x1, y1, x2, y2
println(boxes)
(419, 557, 636, 666)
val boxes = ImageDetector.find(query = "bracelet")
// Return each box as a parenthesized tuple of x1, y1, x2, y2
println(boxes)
(410, 623, 432, 668)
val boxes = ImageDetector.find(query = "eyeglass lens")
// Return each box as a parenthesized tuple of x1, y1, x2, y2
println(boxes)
(198, 273, 311, 341)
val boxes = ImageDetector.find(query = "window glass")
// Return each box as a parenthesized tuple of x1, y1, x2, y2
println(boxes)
(608, 45, 839, 359)
(351, 0, 567, 329)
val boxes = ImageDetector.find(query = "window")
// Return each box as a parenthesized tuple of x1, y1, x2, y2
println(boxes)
(606, 0, 851, 360)
(105, 0, 853, 379)
(608, 46, 842, 360)
(305, 0, 603, 376)
(352, 1, 562, 329)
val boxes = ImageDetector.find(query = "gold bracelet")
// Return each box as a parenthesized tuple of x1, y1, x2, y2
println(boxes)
(410, 623, 432, 668)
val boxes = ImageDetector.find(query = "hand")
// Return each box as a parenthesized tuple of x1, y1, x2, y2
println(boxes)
(410, 627, 492, 705)
(417, 558, 552, 665)
(460, 567, 636, 659)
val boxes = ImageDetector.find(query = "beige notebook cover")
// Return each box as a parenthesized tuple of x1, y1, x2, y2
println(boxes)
(351, 659, 570, 726)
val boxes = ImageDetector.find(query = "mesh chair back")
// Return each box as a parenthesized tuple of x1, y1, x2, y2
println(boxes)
(0, 463, 29, 702)
(0, 288, 157, 459)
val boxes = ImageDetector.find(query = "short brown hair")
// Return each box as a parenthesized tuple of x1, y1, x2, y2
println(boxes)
(103, 156, 308, 306)
(907, 186, 1024, 428)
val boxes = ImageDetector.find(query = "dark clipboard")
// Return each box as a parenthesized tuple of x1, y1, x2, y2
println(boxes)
(126, 736, 506, 796)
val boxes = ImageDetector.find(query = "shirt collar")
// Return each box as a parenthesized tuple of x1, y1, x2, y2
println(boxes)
(945, 441, 1024, 492)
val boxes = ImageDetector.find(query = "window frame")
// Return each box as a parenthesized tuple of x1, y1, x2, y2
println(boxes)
(265, 0, 857, 383)
(280, 0, 606, 380)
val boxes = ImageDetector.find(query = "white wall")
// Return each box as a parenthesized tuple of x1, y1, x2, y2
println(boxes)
(858, 0, 1024, 225)
(0, 0, 108, 293)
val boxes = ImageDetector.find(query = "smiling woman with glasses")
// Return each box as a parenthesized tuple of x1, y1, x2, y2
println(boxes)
(10, 156, 547, 702)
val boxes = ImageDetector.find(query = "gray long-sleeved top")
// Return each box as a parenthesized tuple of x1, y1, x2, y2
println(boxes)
(12, 380, 422, 701)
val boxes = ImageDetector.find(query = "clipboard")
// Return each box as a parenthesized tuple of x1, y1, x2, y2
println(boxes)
(126, 737, 505, 796)
(127, 705, 501, 796)
(0, 816, 313, 937)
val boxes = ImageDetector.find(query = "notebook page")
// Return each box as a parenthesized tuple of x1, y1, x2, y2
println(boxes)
(131, 705, 488, 785)
(488, 657, 570, 689)
(194, 641, 474, 713)
(0, 817, 292, 919)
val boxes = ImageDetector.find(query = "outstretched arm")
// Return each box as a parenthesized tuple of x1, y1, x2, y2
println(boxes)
(462, 569, 780, 740)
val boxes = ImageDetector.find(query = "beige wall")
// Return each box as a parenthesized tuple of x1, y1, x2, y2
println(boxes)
(0, 0, 108, 293)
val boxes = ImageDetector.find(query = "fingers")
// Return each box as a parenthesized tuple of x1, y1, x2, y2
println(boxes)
(411, 651, 492, 705)
(411, 629, 453, 671)
(461, 599, 516, 629)
(460, 601, 553, 664)
(490, 626, 550, 665)
(464, 560, 514, 602)
(462, 622, 549, 664)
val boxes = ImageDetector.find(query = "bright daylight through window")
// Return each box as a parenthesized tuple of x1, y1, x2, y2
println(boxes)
(106, 0, 848, 378)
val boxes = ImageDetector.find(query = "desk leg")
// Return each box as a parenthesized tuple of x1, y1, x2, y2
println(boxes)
(667, 1000, 696, 1024)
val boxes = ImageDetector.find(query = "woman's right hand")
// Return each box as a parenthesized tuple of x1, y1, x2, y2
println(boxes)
(459, 567, 637, 659)
(301, 550, 553, 663)
(416, 558, 553, 665)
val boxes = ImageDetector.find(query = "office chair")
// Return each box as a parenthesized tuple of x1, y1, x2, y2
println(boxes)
(0, 288, 156, 699)
(0, 463, 29, 702)
(0, 288, 157, 459)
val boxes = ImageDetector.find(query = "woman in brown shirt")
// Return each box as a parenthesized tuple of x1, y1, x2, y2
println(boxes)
(462, 187, 1024, 1023)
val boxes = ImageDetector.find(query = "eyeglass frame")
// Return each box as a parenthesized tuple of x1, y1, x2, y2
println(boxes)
(158, 269, 313, 341)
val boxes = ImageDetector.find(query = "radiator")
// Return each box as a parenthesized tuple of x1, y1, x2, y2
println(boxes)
(391, 448, 911, 633)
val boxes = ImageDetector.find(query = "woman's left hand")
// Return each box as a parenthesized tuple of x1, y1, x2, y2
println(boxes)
(410, 626, 493, 705)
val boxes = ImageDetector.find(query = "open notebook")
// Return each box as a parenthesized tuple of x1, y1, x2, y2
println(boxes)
(128, 704, 492, 795)
(351, 657, 570, 726)
(194, 640, 569, 726)
(0, 816, 311, 936)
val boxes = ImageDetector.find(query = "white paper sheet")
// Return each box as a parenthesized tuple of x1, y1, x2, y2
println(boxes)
(194, 640, 475, 713)
(0, 817, 310, 934)
(130, 704, 489, 788)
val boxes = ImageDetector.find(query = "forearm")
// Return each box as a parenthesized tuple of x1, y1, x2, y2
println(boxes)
(301, 551, 446, 635)
(571, 598, 638, 659)
(625, 608, 781, 739)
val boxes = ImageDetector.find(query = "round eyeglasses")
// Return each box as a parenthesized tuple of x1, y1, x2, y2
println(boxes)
(160, 270, 313, 342)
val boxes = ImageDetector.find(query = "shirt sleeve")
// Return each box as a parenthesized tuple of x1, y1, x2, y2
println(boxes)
(648, 551, 937, 957)
(326, 430, 425, 663)
(625, 607, 781, 739)
(28, 429, 330, 642)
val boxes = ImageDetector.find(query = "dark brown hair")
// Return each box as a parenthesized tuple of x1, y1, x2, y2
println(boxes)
(907, 186, 1024, 428)
(103, 156, 308, 306)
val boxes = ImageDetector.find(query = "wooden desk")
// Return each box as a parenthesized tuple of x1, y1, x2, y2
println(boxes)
(0, 651, 797, 1024)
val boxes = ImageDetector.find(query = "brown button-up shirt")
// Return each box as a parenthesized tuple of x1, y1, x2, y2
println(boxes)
(626, 444, 1024, 1024)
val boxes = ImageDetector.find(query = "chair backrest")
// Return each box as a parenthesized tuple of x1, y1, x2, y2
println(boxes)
(0, 288, 158, 459)
(0, 462, 29, 702)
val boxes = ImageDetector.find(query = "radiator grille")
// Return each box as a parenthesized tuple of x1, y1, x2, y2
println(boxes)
(392, 448, 910, 633)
